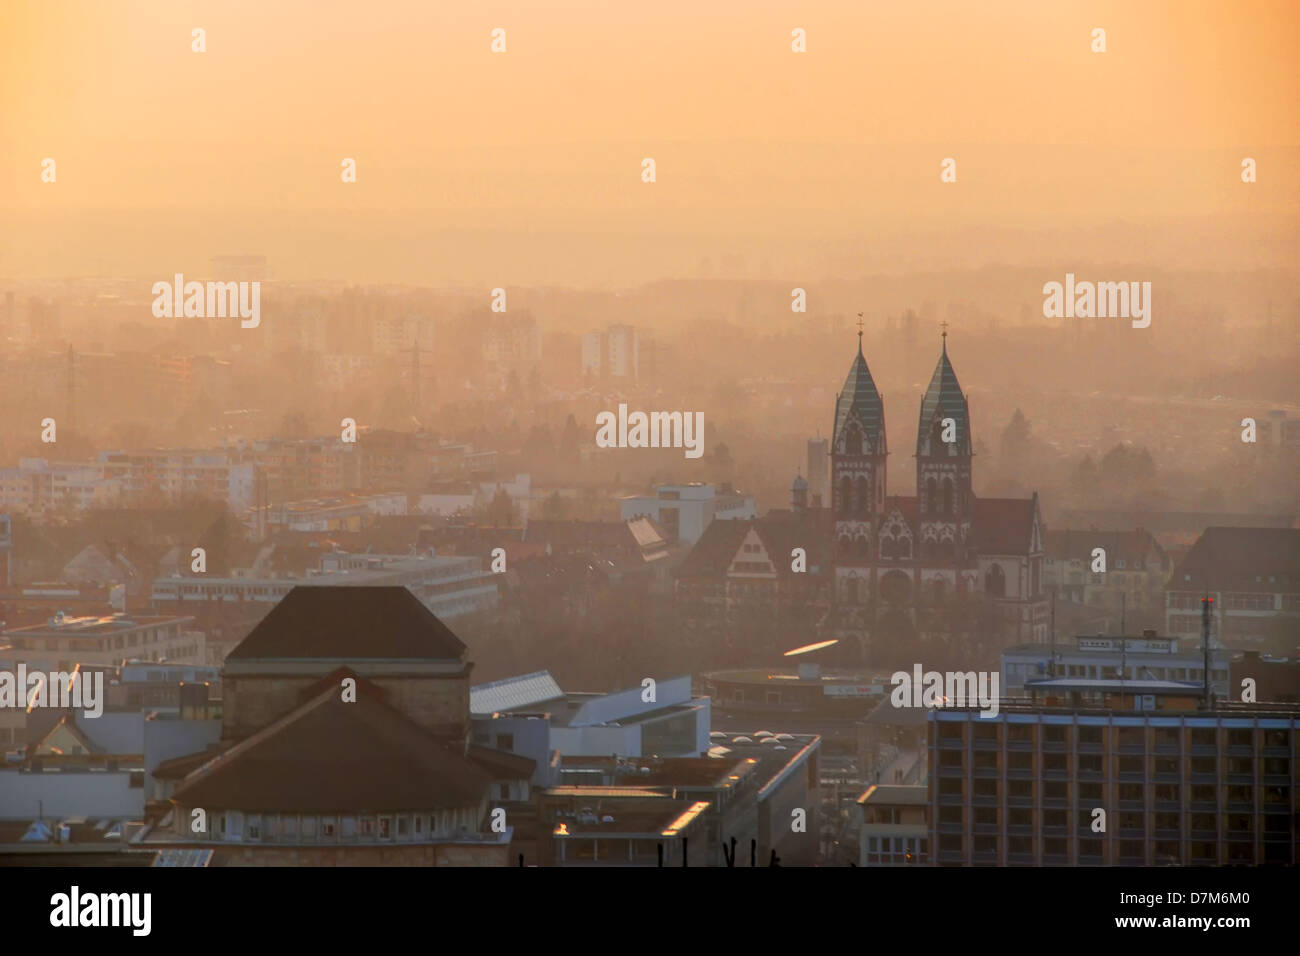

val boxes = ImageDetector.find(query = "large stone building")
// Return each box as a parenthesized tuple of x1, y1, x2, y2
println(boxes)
(828, 330, 1047, 656)
(143, 585, 530, 865)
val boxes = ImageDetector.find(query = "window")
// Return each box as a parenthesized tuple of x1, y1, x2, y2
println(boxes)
(496, 733, 514, 751)
(498, 783, 511, 800)
(378, 817, 391, 840)
(985, 563, 1006, 598)
(247, 815, 261, 841)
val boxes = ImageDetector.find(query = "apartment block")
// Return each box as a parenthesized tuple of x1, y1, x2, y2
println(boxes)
(928, 694, 1297, 866)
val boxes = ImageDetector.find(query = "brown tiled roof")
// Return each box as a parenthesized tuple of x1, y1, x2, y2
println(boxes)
(676, 518, 750, 578)
(226, 585, 466, 661)
(1170, 527, 1300, 593)
(171, 687, 491, 812)
(969, 497, 1037, 556)
(676, 509, 833, 579)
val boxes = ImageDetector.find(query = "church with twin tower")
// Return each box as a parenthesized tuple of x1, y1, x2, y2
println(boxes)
(826, 326, 1047, 656)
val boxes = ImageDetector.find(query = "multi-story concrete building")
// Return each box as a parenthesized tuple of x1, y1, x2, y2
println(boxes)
(1044, 528, 1170, 624)
(855, 783, 929, 866)
(0, 459, 117, 516)
(621, 482, 756, 546)
(151, 552, 499, 625)
(1001, 632, 1232, 699)
(1166, 527, 1300, 644)
(807, 437, 829, 508)
(0, 612, 202, 670)
(96, 449, 254, 511)
(580, 324, 639, 381)
(470, 672, 712, 785)
(927, 687, 1298, 866)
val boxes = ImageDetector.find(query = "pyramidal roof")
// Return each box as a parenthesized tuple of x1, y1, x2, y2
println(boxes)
(833, 340, 886, 452)
(917, 338, 971, 455)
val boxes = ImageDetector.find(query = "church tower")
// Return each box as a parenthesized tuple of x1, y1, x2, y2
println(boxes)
(915, 328, 973, 565)
(831, 324, 887, 618)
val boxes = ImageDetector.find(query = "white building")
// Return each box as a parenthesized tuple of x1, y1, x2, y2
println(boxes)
(581, 324, 638, 381)
(1001, 633, 1232, 699)
(620, 482, 756, 546)
(0, 459, 116, 516)
(151, 552, 499, 621)
(470, 672, 712, 787)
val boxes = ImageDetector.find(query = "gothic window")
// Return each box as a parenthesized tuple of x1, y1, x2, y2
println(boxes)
(930, 418, 945, 453)
(942, 477, 954, 516)
(839, 535, 852, 555)
(986, 563, 1006, 598)
(845, 424, 863, 456)
(879, 570, 911, 605)
(856, 535, 870, 557)
(924, 477, 937, 516)
(855, 476, 870, 517)
(839, 475, 853, 516)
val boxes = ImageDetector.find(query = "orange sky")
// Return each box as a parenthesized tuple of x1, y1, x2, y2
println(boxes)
(2, 0, 1298, 283)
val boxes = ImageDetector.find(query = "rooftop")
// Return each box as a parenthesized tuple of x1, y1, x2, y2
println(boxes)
(226, 585, 466, 661)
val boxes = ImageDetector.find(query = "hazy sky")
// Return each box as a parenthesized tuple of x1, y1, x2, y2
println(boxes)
(3, 0, 1298, 284)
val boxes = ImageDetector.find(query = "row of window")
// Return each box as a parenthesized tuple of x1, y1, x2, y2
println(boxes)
(937, 834, 1284, 863)
(936, 777, 1290, 806)
(199, 807, 484, 844)
(939, 806, 1293, 832)
(950, 725, 1287, 748)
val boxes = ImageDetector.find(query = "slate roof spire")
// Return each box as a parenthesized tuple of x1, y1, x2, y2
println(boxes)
(833, 325, 886, 454)
(917, 328, 972, 456)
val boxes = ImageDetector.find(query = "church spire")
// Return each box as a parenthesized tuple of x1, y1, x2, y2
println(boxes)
(833, 323, 886, 455)
(917, 327, 971, 456)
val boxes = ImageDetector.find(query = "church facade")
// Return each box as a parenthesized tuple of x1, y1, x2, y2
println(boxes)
(828, 331, 1048, 656)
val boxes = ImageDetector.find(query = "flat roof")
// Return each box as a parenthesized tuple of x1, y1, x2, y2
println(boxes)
(1024, 678, 1205, 693)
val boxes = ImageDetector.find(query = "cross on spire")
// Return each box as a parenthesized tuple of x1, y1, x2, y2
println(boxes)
(857, 312, 865, 344)
(940, 320, 949, 340)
